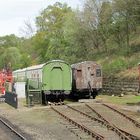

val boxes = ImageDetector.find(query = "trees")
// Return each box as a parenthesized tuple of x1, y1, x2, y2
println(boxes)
(78, 0, 140, 55)
(35, 2, 72, 62)
(1, 1, 139, 70)
(70, 0, 112, 55)
(0, 35, 22, 69)
(81, 0, 102, 51)
(112, 0, 140, 50)
(1, 47, 21, 69)
(0, 35, 31, 70)
(98, 1, 112, 52)
(32, 0, 140, 63)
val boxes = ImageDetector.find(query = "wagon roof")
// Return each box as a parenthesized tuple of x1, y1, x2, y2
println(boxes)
(71, 61, 100, 68)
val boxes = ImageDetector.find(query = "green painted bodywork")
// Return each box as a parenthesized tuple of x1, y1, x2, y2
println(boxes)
(42, 61, 72, 91)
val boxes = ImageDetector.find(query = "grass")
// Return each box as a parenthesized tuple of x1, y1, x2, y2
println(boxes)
(1, 94, 140, 110)
(64, 98, 78, 104)
(97, 95, 140, 105)
(17, 94, 140, 106)
(98, 52, 140, 78)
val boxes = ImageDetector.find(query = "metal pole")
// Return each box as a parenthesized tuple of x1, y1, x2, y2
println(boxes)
(138, 63, 140, 93)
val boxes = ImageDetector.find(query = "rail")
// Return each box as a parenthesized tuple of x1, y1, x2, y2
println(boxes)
(67, 105, 131, 140)
(86, 104, 140, 140)
(0, 117, 26, 140)
(51, 106, 104, 140)
(103, 103, 140, 128)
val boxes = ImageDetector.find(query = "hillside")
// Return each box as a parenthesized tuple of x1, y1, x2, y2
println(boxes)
(96, 34, 140, 79)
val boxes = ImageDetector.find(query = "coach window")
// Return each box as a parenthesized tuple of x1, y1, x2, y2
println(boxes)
(96, 69, 101, 77)
(77, 70, 82, 77)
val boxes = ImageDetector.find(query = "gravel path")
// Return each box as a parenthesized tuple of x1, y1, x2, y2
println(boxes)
(0, 104, 80, 140)
(0, 100, 140, 140)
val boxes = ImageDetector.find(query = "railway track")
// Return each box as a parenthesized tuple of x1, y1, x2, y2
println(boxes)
(51, 105, 131, 140)
(85, 103, 140, 140)
(0, 116, 26, 140)
(102, 103, 140, 128)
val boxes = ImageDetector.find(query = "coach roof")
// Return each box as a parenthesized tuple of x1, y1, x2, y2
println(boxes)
(71, 61, 99, 68)
(14, 60, 70, 72)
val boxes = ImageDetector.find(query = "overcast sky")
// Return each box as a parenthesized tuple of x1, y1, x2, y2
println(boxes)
(0, 0, 81, 37)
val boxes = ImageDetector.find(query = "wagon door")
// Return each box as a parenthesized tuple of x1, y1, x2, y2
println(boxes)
(86, 65, 95, 89)
(76, 69, 82, 89)
(51, 67, 63, 90)
(87, 67, 91, 88)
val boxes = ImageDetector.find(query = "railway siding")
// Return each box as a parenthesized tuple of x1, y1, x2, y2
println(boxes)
(67, 105, 131, 140)
(86, 103, 140, 139)
(52, 105, 125, 140)
(103, 103, 140, 128)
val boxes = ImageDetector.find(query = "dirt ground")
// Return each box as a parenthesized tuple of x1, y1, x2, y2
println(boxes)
(0, 101, 80, 140)
(0, 96, 140, 140)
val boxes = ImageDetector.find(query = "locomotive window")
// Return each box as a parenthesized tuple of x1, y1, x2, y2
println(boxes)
(96, 69, 101, 77)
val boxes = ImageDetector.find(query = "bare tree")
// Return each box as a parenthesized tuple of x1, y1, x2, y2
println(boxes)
(19, 19, 36, 38)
